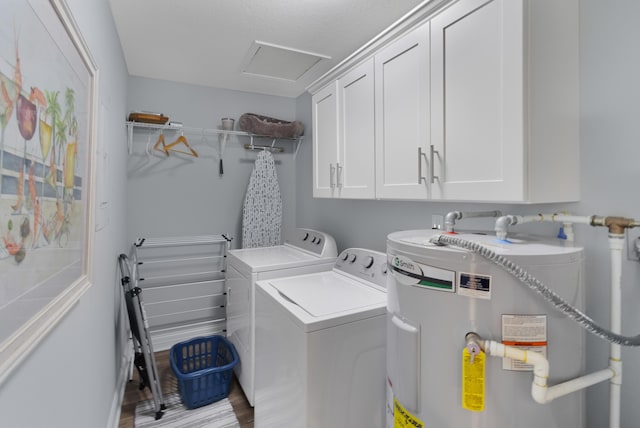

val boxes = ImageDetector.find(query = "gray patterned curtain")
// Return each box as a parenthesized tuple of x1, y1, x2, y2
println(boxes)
(242, 150, 282, 248)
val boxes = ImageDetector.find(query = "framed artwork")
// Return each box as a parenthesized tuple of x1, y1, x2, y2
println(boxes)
(0, 0, 98, 383)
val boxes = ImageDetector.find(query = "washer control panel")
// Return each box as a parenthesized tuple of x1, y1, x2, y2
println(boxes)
(286, 228, 338, 257)
(334, 248, 388, 290)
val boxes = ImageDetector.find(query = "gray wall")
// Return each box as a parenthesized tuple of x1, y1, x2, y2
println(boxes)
(1, 1, 637, 427)
(0, 0, 130, 427)
(126, 77, 298, 248)
(295, 2, 640, 427)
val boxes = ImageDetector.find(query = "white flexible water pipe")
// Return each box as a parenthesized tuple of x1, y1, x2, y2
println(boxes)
(453, 213, 640, 428)
(494, 213, 593, 241)
(464, 232, 626, 428)
(494, 214, 540, 240)
(609, 234, 624, 428)
(479, 339, 615, 404)
(561, 222, 575, 242)
(494, 213, 640, 242)
(444, 210, 502, 233)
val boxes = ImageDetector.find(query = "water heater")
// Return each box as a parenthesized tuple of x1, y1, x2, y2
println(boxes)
(386, 230, 585, 428)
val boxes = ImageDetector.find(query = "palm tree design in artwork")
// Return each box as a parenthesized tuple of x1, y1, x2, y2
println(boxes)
(62, 87, 77, 204)
(44, 89, 61, 191)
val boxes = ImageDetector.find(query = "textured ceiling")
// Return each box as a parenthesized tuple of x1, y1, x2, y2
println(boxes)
(109, 0, 426, 98)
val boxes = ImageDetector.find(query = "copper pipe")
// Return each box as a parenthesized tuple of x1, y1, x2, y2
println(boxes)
(590, 216, 640, 234)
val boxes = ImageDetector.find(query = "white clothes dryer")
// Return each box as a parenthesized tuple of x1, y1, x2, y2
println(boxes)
(254, 248, 388, 428)
(226, 228, 337, 406)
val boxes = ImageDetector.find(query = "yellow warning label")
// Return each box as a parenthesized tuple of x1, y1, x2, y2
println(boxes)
(394, 398, 424, 428)
(462, 347, 485, 412)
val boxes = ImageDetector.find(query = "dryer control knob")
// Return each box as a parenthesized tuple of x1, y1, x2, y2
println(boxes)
(302, 232, 310, 241)
(349, 254, 357, 263)
(316, 237, 322, 245)
(341, 252, 350, 261)
(363, 256, 374, 269)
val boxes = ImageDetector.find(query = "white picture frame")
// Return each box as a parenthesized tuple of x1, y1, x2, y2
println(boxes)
(0, 0, 98, 384)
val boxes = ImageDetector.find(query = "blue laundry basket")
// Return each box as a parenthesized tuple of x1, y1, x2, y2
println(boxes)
(170, 335, 239, 409)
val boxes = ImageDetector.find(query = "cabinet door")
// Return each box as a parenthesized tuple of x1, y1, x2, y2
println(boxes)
(312, 82, 339, 198)
(375, 22, 430, 200)
(338, 58, 375, 199)
(430, 0, 524, 201)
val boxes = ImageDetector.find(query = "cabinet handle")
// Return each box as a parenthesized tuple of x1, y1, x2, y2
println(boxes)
(330, 164, 336, 188)
(336, 163, 343, 188)
(418, 147, 427, 183)
(429, 145, 440, 184)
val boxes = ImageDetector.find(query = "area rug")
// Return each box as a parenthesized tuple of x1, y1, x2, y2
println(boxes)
(135, 392, 240, 428)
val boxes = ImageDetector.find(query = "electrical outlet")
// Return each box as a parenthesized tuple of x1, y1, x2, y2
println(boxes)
(625, 228, 640, 261)
(432, 214, 443, 230)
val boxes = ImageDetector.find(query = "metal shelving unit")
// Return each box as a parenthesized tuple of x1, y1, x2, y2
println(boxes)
(130, 234, 232, 351)
(125, 121, 304, 159)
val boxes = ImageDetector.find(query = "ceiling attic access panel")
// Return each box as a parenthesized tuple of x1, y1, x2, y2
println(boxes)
(242, 41, 330, 82)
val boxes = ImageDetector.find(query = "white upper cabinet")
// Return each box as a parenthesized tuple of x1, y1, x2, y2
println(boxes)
(430, 0, 579, 202)
(374, 22, 430, 200)
(312, 82, 339, 198)
(313, 59, 375, 199)
(308, 0, 579, 203)
(338, 59, 375, 199)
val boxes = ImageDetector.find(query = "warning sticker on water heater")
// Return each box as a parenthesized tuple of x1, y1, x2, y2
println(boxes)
(394, 398, 424, 428)
(501, 314, 548, 371)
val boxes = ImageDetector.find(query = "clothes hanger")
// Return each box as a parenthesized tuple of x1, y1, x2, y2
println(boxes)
(153, 132, 169, 156)
(164, 132, 199, 158)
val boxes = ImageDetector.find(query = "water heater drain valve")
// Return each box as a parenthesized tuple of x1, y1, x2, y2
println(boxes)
(465, 332, 483, 364)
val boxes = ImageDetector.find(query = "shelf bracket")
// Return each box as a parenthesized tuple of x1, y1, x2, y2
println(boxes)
(127, 122, 134, 154)
(293, 137, 303, 160)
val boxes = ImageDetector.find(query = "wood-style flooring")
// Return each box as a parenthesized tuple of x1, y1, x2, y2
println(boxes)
(118, 350, 254, 427)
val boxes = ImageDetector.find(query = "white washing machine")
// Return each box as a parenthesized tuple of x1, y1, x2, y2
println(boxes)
(226, 228, 337, 406)
(386, 229, 585, 428)
(254, 248, 388, 428)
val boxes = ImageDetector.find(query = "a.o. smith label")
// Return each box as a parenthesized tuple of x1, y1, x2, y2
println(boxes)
(390, 255, 455, 292)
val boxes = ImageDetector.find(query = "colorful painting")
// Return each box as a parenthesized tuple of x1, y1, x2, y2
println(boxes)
(0, 0, 96, 383)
